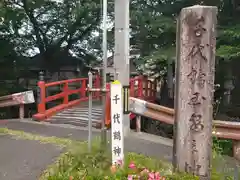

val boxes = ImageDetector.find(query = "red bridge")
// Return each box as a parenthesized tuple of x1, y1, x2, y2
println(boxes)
(1, 73, 240, 160)
(32, 74, 157, 128)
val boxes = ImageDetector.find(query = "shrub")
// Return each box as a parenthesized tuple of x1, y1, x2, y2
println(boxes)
(42, 141, 232, 180)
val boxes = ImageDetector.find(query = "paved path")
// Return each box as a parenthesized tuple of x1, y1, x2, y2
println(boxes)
(0, 119, 172, 161)
(0, 134, 63, 180)
(0, 119, 239, 179)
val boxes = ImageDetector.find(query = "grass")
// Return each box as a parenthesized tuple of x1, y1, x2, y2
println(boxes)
(0, 127, 74, 147)
(0, 127, 238, 180)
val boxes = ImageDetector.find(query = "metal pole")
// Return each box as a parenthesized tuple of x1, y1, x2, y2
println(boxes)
(88, 71, 93, 152)
(101, 0, 108, 146)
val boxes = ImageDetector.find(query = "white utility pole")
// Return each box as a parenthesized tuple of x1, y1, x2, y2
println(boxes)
(101, 0, 108, 145)
(114, 0, 130, 136)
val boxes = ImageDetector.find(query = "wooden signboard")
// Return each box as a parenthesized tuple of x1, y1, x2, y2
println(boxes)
(110, 80, 124, 165)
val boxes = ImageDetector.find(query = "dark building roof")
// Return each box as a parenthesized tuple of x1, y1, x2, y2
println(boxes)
(94, 49, 140, 69)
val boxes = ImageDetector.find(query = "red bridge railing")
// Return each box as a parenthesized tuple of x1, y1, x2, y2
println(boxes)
(33, 75, 101, 120)
(33, 74, 157, 125)
(130, 76, 157, 102)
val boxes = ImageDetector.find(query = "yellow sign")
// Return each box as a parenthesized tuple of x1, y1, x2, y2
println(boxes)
(123, 86, 130, 114)
(112, 80, 121, 85)
(111, 80, 129, 114)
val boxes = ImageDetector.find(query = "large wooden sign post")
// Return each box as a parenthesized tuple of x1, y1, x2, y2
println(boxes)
(110, 80, 124, 165)
(173, 5, 217, 179)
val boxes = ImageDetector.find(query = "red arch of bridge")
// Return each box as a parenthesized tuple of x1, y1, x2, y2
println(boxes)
(33, 74, 157, 126)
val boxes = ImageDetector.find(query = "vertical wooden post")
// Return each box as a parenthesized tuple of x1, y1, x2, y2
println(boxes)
(173, 5, 217, 179)
(136, 115, 141, 132)
(19, 104, 24, 119)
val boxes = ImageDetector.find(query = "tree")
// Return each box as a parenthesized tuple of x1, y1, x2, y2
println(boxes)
(1, 0, 102, 71)
(127, 0, 240, 75)
(126, 0, 240, 105)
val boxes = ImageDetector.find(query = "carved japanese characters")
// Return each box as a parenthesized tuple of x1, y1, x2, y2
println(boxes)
(110, 81, 124, 165)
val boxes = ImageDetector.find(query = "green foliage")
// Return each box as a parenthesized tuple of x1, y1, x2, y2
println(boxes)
(216, 24, 240, 60)
(1, 0, 102, 66)
(0, 0, 104, 97)
(217, 45, 240, 60)
(136, 47, 175, 78)
(128, 2, 177, 77)
(213, 136, 233, 156)
(1, 0, 240, 75)
(40, 140, 234, 180)
(43, 142, 172, 179)
(218, 26, 240, 45)
(129, 0, 240, 77)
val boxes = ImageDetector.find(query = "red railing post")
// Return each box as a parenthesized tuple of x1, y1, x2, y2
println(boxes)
(152, 81, 155, 101)
(147, 80, 150, 98)
(105, 83, 111, 127)
(150, 81, 152, 99)
(81, 79, 86, 98)
(137, 76, 143, 98)
(145, 80, 149, 98)
(92, 75, 96, 98)
(152, 81, 154, 99)
(130, 80, 134, 97)
(144, 76, 148, 98)
(153, 79, 157, 100)
(63, 81, 69, 104)
(37, 80, 46, 113)
(143, 76, 147, 98)
(95, 74, 101, 99)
